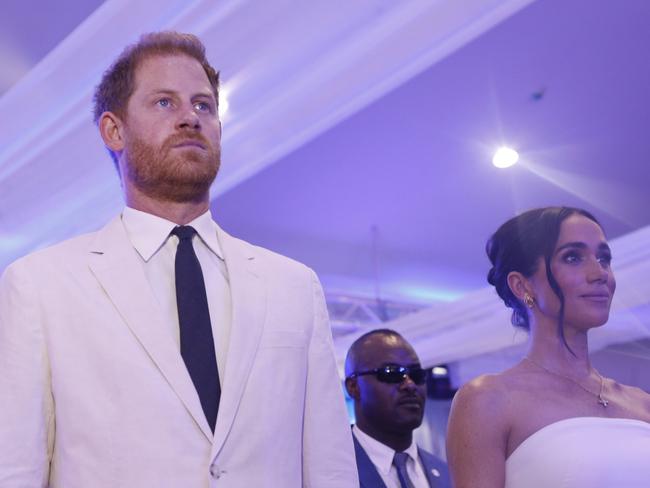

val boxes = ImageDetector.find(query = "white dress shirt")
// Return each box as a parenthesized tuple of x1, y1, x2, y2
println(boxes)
(121, 207, 232, 380)
(353, 424, 429, 488)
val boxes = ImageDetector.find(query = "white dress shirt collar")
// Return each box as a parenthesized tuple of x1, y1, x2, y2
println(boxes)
(122, 206, 224, 262)
(352, 424, 420, 477)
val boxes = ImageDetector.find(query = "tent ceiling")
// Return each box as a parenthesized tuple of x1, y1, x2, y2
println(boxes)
(2, 0, 650, 369)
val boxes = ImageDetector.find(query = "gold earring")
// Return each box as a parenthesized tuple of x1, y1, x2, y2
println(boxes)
(523, 293, 535, 309)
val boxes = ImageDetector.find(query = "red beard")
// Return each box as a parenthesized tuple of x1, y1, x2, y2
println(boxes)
(124, 130, 220, 203)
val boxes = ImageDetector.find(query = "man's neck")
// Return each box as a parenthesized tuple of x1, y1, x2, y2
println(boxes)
(125, 186, 210, 225)
(355, 420, 413, 452)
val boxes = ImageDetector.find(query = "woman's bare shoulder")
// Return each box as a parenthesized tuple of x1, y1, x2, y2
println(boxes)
(610, 380, 650, 419)
(615, 380, 650, 399)
(450, 363, 539, 431)
(452, 370, 517, 417)
(457, 372, 509, 397)
(446, 370, 524, 486)
(456, 364, 530, 400)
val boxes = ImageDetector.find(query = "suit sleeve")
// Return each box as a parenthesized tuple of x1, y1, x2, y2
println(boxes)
(0, 261, 54, 487)
(301, 270, 359, 488)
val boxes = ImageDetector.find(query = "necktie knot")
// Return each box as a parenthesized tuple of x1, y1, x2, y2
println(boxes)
(393, 451, 410, 470)
(172, 225, 197, 241)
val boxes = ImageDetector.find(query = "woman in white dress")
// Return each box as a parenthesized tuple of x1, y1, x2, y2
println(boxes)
(446, 207, 650, 488)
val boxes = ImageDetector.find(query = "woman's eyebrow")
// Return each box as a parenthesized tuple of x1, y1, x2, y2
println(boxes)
(555, 241, 587, 252)
(555, 241, 610, 253)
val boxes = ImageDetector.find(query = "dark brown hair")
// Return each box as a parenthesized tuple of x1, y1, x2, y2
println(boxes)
(486, 207, 602, 350)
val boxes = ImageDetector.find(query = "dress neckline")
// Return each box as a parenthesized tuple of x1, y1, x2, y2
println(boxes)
(507, 416, 650, 461)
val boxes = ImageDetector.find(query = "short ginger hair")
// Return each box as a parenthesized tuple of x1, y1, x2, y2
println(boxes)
(93, 31, 220, 121)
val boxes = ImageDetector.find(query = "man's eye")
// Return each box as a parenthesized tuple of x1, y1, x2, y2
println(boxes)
(156, 98, 171, 108)
(194, 101, 211, 112)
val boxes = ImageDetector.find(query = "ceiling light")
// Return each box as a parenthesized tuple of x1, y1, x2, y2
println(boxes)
(492, 146, 519, 168)
(432, 366, 448, 376)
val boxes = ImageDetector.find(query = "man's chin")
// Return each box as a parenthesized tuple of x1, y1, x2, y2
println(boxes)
(168, 179, 214, 203)
(136, 175, 215, 203)
(124, 146, 220, 203)
(395, 409, 425, 430)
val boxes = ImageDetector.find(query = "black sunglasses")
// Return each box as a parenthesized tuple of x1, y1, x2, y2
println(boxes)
(348, 364, 427, 385)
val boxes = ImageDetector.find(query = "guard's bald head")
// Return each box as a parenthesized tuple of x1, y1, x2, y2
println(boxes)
(344, 329, 413, 377)
(344, 328, 425, 448)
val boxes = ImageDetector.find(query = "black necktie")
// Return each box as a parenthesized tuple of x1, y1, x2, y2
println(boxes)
(172, 226, 220, 432)
(393, 452, 415, 488)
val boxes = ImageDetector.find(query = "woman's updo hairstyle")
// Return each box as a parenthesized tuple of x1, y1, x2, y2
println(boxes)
(486, 206, 600, 330)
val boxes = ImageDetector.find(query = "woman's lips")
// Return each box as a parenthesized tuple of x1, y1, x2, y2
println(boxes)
(580, 293, 610, 303)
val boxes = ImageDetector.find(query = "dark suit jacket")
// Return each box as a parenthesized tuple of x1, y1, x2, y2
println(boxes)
(353, 434, 451, 488)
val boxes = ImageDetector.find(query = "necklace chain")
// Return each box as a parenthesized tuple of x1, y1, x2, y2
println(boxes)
(523, 357, 609, 408)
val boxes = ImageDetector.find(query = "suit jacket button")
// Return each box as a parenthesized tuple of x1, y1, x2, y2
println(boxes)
(210, 465, 220, 479)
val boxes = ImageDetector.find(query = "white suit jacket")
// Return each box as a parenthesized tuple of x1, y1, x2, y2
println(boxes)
(0, 215, 359, 488)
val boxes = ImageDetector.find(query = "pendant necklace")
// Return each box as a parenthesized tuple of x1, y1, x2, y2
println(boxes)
(524, 357, 609, 408)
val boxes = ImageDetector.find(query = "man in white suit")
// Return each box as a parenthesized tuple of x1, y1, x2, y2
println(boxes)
(0, 32, 358, 487)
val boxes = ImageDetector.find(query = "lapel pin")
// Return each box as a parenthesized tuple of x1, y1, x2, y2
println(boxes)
(431, 468, 440, 477)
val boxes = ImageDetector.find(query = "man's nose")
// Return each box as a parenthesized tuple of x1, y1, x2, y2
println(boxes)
(399, 374, 418, 390)
(177, 105, 201, 130)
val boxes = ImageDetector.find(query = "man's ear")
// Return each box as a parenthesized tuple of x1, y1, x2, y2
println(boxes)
(507, 271, 534, 302)
(345, 377, 360, 401)
(99, 111, 125, 153)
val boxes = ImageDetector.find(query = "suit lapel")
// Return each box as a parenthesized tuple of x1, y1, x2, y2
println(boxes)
(210, 228, 267, 460)
(352, 430, 446, 488)
(87, 215, 212, 441)
(352, 435, 388, 488)
(418, 447, 447, 488)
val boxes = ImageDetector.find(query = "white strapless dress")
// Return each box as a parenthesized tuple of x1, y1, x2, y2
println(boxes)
(505, 417, 650, 487)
